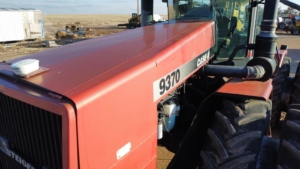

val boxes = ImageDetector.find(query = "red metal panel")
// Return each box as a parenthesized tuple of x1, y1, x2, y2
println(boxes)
(109, 132, 157, 168)
(216, 78, 273, 100)
(70, 22, 215, 168)
(72, 59, 158, 168)
(0, 21, 214, 97)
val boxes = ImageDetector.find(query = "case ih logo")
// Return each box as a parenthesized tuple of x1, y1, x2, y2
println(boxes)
(0, 135, 36, 169)
(197, 50, 210, 67)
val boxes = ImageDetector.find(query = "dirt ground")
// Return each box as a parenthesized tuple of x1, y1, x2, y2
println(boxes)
(0, 15, 299, 169)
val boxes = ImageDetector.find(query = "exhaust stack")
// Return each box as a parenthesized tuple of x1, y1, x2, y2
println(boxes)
(254, 0, 279, 59)
(246, 0, 279, 80)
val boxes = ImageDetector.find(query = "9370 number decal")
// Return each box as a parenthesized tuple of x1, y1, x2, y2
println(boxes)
(153, 49, 211, 102)
(159, 69, 180, 95)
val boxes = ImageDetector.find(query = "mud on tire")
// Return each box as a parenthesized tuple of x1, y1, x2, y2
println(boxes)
(199, 99, 271, 169)
(271, 57, 291, 127)
(277, 104, 300, 169)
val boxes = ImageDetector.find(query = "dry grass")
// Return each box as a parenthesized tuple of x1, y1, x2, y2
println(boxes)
(43, 14, 167, 29)
(45, 33, 55, 40)
(55, 31, 68, 38)
(0, 44, 3, 51)
(42, 14, 132, 40)
(43, 14, 131, 27)
(10, 44, 24, 50)
(35, 38, 44, 42)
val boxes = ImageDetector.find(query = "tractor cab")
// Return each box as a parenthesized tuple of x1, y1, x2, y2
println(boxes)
(163, 0, 261, 61)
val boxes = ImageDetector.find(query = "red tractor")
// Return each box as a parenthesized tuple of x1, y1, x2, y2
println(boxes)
(0, 0, 299, 169)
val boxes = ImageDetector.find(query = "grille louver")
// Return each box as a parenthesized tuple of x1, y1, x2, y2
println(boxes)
(0, 93, 62, 169)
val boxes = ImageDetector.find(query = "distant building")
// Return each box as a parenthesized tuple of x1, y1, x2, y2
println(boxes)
(0, 8, 44, 42)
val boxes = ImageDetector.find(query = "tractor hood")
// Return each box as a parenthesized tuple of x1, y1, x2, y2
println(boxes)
(0, 21, 214, 98)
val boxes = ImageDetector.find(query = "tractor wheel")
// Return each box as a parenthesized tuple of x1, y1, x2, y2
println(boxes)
(278, 23, 286, 30)
(291, 29, 299, 35)
(271, 57, 291, 127)
(199, 99, 271, 169)
(277, 105, 300, 168)
(290, 62, 300, 104)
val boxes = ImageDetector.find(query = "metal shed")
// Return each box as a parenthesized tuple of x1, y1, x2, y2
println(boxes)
(0, 8, 44, 42)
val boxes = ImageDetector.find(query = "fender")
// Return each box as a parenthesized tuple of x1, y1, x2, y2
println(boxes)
(215, 78, 273, 101)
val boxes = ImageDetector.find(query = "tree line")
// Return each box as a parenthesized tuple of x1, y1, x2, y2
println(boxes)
(278, 6, 299, 15)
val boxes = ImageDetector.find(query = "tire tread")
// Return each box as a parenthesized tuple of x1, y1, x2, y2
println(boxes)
(271, 57, 291, 126)
(199, 99, 271, 168)
(277, 105, 300, 169)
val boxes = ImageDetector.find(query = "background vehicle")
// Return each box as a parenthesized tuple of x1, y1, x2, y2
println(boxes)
(118, 13, 142, 28)
(286, 14, 300, 34)
(118, 13, 165, 29)
(55, 22, 91, 39)
(277, 14, 290, 29)
(280, 0, 300, 34)
(0, 0, 299, 169)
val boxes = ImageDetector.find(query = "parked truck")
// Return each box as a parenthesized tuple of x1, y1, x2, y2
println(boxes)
(0, 0, 299, 169)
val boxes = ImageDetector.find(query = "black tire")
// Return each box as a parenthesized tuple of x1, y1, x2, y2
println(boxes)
(291, 29, 299, 35)
(277, 105, 300, 168)
(199, 99, 271, 169)
(278, 23, 286, 30)
(271, 57, 291, 127)
(290, 62, 300, 104)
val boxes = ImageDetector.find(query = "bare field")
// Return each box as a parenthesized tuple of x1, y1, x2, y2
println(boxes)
(43, 14, 131, 39)
(0, 14, 131, 62)
(0, 15, 299, 169)
(44, 14, 131, 27)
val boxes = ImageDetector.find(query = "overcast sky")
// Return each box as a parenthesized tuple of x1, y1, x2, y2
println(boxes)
(0, 0, 299, 14)
(280, 0, 300, 10)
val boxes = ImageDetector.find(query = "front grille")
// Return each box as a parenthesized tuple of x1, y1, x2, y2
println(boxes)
(0, 93, 62, 169)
